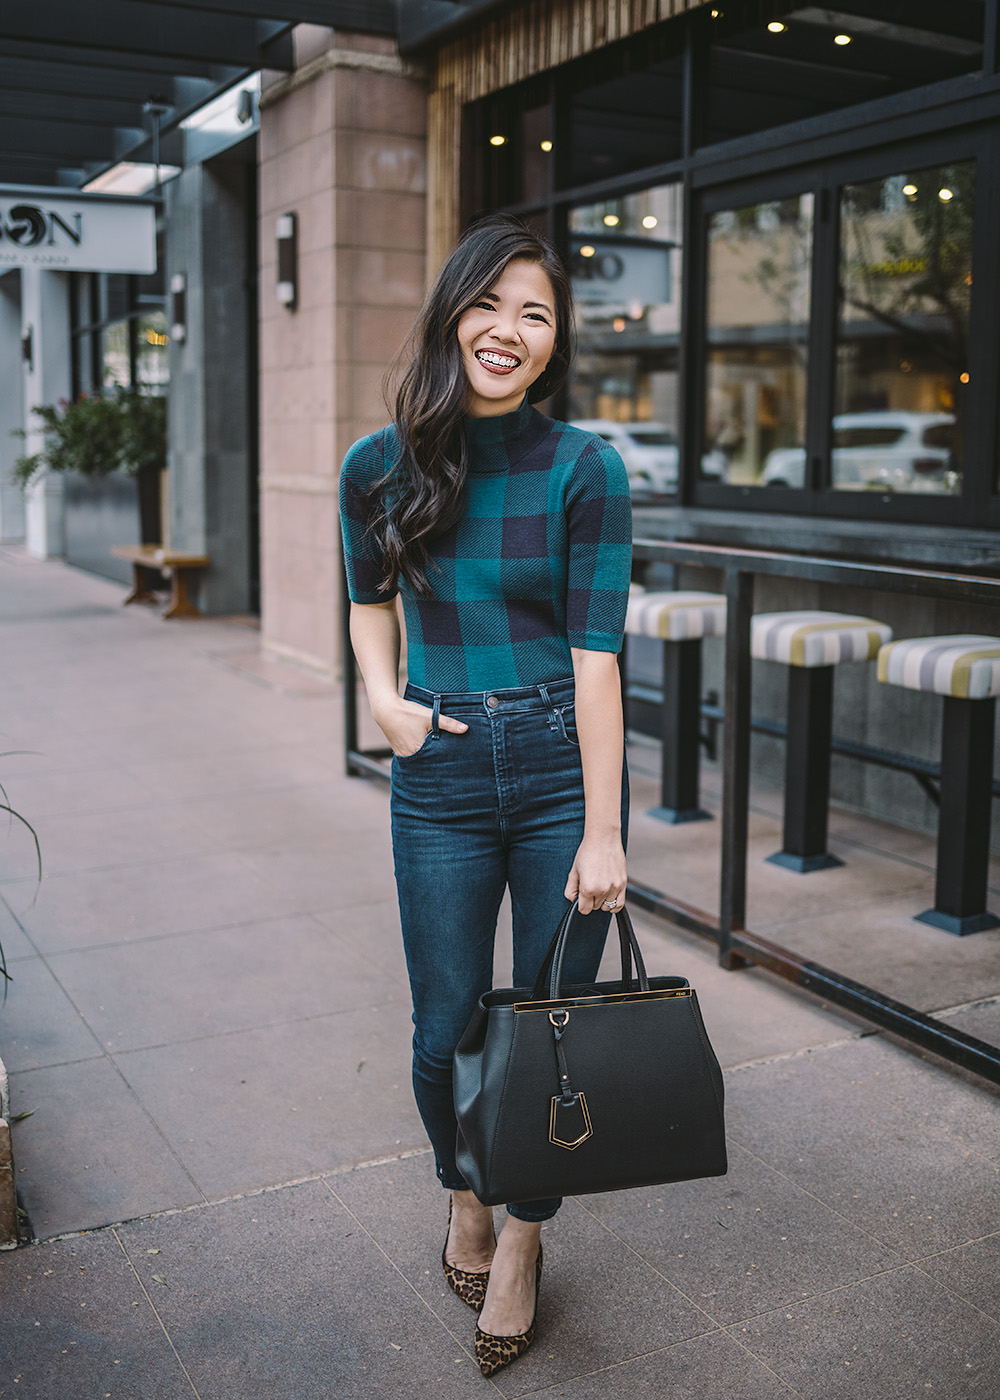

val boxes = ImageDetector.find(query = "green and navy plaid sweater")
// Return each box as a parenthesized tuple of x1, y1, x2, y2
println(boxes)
(339, 396, 632, 693)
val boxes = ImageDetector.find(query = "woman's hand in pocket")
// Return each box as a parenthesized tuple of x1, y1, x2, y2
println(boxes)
(373, 696, 468, 758)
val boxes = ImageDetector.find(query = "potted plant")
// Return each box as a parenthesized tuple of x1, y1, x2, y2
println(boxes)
(13, 386, 167, 544)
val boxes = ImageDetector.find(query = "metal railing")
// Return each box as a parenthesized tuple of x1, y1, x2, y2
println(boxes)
(629, 538, 1000, 1086)
(342, 538, 1000, 1086)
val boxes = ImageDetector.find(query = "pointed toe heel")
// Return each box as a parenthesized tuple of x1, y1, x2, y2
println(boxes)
(442, 1197, 495, 1313)
(473, 1247, 543, 1378)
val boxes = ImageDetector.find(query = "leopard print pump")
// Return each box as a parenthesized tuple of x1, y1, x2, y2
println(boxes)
(473, 1246, 543, 1378)
(442, 1197, 496, 1313)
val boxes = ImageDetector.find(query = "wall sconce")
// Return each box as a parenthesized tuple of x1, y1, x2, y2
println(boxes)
(276, 212, 297, 310)
(170, 273, 187, 343)
(21, 325, 33, 372)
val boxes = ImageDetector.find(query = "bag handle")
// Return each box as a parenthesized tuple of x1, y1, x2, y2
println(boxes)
(530, 899, 650, 1002)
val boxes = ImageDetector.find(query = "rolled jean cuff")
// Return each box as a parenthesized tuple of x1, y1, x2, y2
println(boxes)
(506, 1199, 561, 1222)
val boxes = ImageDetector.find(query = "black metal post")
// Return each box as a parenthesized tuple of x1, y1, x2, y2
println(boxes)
(917, 695, 1000, 935)
(649, 638, 711, 823)
(340, 554, 360, 776)
(768, 666, 843, 873)
(719, 569, 753, 969)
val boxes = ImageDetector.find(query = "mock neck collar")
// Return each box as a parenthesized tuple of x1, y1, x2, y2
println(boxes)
(463, 395, 534, 451)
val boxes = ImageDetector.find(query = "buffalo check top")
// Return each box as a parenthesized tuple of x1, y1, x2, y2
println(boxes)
(339, 396, 632, 692)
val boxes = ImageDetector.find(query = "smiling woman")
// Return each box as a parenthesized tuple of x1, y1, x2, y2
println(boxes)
(338, 214, 632, 1378)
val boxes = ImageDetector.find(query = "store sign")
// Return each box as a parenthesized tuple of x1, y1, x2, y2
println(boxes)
(569, 236, 672, 307)
(0, 190, 156, 273)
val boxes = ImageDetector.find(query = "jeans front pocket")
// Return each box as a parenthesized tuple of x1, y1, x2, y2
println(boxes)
(393, 728, 437, 763)
(552, 703, 579, 748)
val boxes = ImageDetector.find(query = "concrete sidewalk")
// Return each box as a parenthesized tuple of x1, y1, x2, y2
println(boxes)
(1, 544, 998, 1400)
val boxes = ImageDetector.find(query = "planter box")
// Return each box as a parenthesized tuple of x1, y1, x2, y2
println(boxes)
(64, 469, 163, 585)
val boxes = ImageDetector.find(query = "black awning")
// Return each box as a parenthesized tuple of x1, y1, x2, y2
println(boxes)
(0, 0, 396, 187)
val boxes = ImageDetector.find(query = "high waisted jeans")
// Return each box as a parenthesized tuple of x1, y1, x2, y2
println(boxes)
(390, 676, 629, 1222)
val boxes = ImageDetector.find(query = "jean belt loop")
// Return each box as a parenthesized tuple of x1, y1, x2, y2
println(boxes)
(537, 682, 558, 730)
(431, 693, 442, 736)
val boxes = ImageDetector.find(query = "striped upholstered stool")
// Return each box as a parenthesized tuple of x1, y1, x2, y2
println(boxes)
(878, 635, 1000, 935)
(626, 591, 727, 822)
(753, 611, 892, 872)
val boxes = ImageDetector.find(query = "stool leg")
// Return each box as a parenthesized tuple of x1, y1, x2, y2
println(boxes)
(916, 695, 999, 935)
(767, 665, 843, 873)
(649, 638, 712, 824)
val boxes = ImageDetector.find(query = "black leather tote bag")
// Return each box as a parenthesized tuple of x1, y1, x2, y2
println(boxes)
(453, 901, 727, 1206)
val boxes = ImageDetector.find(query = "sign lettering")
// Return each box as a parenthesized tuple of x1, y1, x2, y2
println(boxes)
(0, 189, 155, 272)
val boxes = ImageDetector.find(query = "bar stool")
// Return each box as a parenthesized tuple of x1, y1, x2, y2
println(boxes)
(878, 634, 1000, 935)
(753, 610, 892, 872)
(625, 590, 727, 822)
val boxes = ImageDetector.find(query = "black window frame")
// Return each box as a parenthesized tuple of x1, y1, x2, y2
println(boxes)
(462, 0, 1000, 532)
(691, 125, 998, 528)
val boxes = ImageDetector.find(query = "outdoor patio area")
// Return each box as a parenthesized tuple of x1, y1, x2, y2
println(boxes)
(1, 544, 998, 1400)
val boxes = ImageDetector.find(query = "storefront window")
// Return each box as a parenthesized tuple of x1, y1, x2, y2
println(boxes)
(567, 185, 683, 501)
(834, 163, 973, 496)
(102, 319, 131, 388)
(521, 103, 553, 204)
(708, 9, 982, 150)
(704, 195, 813, 486)
(136, 310, 169, 392)
(568, 55, 683, 188)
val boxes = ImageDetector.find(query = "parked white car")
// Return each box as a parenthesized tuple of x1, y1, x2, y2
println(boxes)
(573, 419, 679, 495)
(759, 412, 958, 493)
(572, 420, 728, 496)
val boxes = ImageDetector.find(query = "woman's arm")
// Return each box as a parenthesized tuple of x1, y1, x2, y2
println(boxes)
(349, 600, 467, 757)
(564, 647, 627, 915)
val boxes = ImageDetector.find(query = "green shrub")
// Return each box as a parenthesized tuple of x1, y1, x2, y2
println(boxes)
(13, 387, 166, 488)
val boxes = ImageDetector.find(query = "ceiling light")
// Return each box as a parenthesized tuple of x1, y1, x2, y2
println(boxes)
(938, 188, 954, 202)
(902, 183, 918, 197)
(711, 8, 720, 16)
(960, 372, 970, 384)
(613, 317, 626, 332)
(603, 214, 620, 226)
(834, 33, 851, 44)
(642, 215, 658, 229)
(767, 21, 786, 33)
(580, 245, 596, 258)
(489, 135, 506, 146)
(539, 140, 553, 152)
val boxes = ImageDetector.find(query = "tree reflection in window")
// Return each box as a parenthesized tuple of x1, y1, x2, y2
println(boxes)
(704, 195, 813, 486)
(835, 164, 973, 495)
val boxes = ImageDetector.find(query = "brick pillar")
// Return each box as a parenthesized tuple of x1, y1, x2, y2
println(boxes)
(258, 26, 427, 675)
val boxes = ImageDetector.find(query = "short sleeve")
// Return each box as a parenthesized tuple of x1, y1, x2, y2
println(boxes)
(564, 438, 632, 652)
(339, 430, 397, 604)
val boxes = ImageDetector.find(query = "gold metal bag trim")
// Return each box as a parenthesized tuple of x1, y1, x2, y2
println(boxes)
(515, 987, 692, 1013)
(549, 1091, 593, 1150)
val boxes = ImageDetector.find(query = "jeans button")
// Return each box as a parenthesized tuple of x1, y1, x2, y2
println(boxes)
(486, 695, 499, 709)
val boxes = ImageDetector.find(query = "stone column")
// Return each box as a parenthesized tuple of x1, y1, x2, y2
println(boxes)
(166, 154, 255, 614)
(21, 268, 70, 558)
(258, 25, 427, 675)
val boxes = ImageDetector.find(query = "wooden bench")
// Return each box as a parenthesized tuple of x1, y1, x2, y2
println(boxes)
(111, 544, 208, 619)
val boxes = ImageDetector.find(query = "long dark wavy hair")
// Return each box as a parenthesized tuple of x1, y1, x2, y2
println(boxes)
(368, 215, 574, 597)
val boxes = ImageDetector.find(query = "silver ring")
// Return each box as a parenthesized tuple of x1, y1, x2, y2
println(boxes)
(603, 898, 617, 910)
